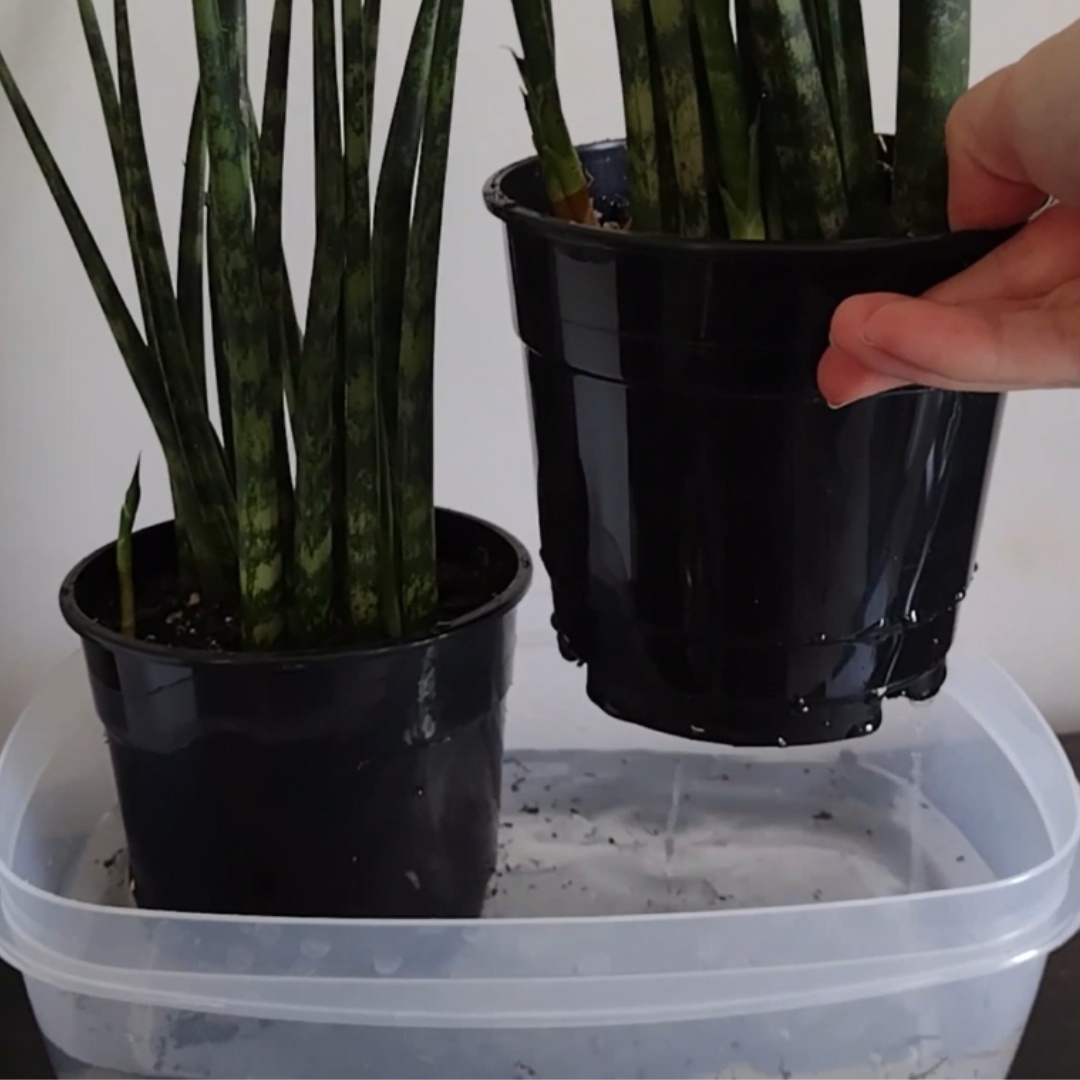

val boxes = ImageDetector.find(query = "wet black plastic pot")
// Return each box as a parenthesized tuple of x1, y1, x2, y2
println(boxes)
(485, 140, 1007, 748)
(60, 510, 532, 918)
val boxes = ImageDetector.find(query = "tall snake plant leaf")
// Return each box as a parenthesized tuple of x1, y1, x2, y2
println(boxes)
(77, 0, 222, 586)
(611, 0, 663, 233)
(192, 0, 287, 646)
(692, 0, 764, 240)
(373, 0, 439, 459)
(343, 0, 385, 636)
(292, 0, 346, 643)
(0, 44, 238, 590)
(118, 458, 142, 638)
(893, 0, 971, 235)
(645, 0, 710, 238)
(742, 0, 848, 240)
(115, 0, 238, 593)
(363, 0, 382, 138)
(396, 0, 466, 631)
(511, 0, 595, 225)
(811, 0, 884, 235)
(177, 91, 208, 405)
(252, 0, 298, 579)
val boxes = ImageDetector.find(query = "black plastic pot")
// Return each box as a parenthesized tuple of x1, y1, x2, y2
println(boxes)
(60, 510, 532, 918)
(485, 140, 1007, 748)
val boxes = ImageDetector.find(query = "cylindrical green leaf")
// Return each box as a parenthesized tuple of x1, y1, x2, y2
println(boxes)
(253, 0, 297, 584)
(812, 0, 885, 235)
(511, 0, 595, 224)
(693, 0, 764, 239)
(743, 0, 848, 240)
(645, 0, 710, 238)
(373, 0, 439, 459)
(118, 459, 142, 638)
(193, 0, 287, 646)
(611, 0, 663, 233)
(396, 0, 465, 631)
(292, 0, 346, 643)
(0, 42, 234, 591)
(116, 0, 237, 585)
(364, 0, 382, 138)
(177, 90, 208, 405)
(893, 0, 970, 236)
(343, 0, 385, 636)
(79, 0, 230, 589)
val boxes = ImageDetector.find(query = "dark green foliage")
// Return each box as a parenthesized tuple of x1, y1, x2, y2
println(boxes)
(513, 0, 970, 240)
(342, 0, 384, 635)
(373, 0, 440, 455)
(1, 0, 466, 648)
(292, 0, 346, 643)
(693, 0, 763, 239)
(118, 459, 142, 638)
(396, 0, 465, 630)
(646, 0, 711, 238)
(611, 0, 663, 232)
(893, 0, 971, 235)
(511, 0, 596, 224)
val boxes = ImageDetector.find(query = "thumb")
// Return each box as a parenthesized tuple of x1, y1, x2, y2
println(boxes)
(820, 293, 1080, 401)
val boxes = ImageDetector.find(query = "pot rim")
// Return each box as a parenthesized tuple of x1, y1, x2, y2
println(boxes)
(59, 508, 533, 668)
(483, 137, 1015, 258)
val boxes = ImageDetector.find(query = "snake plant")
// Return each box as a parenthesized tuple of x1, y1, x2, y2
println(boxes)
(512, 0, 970, 240)
(0, 0, 466, 647)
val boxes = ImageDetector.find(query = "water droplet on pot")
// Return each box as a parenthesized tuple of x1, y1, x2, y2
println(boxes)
(907, 609, 919, 625)
(795, 697, 810, 714)
(814, 632, 827, 644)
(690, 725, 705, 736)
(864, 723, 875, 734)
(777, 737, 788, 748)
(414, 786, 426, 798)
(954, 589, 967, 603)
(373, 955, 403, 976)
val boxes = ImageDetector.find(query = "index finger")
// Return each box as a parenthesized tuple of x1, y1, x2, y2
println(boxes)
(946, 66, 1047, 230)
(947, 19, 1080, 230)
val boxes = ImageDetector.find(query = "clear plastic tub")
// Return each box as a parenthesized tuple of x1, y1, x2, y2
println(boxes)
(2, 640, 1079, 1079)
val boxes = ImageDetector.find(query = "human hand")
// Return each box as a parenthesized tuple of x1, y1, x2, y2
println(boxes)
(818, 19, 1080, 407)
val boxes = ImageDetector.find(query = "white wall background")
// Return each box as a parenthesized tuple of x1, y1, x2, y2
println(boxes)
(1, 1, 1079, 737)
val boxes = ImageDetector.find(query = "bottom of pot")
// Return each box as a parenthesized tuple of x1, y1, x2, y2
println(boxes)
(112, 706, 507, 919)
(553, 613, 954, 749)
